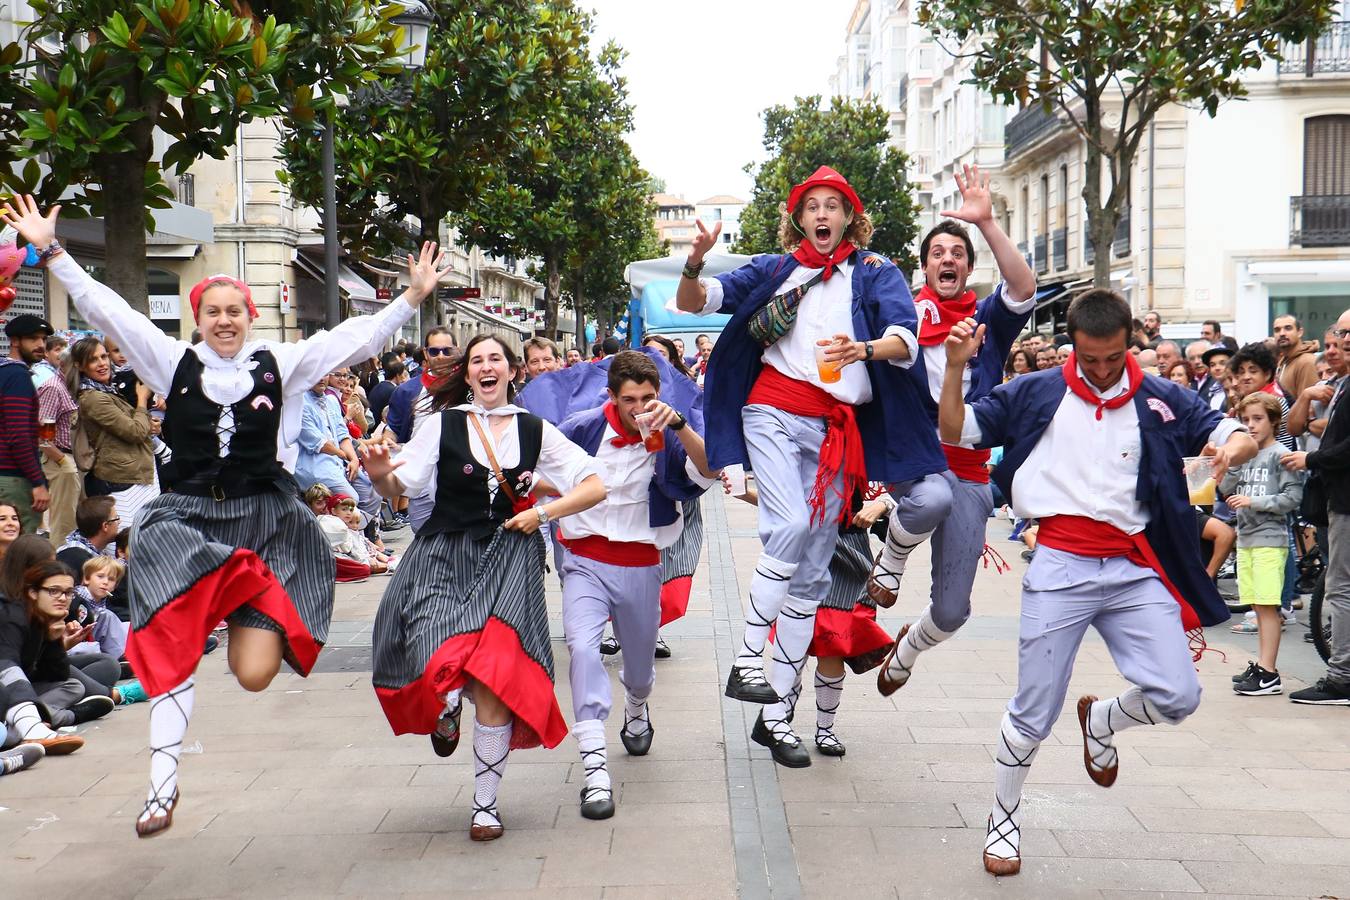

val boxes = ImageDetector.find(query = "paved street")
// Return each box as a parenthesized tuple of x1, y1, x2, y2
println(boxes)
(4, 494, 1350, 899)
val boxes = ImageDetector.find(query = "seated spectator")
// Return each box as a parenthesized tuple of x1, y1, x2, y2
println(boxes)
(56, 496, 120, 574)
(68, 556, 130, 661)
(304, 483, 333, 518)
(313, 495, 373, 583)
(1, 534, 55, 606)
(297, 376, 361, 498)
(0, 501, 20, 562)
(1, 561, 115, 754)
(333, 495, 396, 575)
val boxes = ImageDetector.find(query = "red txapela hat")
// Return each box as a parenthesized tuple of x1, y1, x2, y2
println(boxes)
(787, 166, 865, 214)
(189, 274, 259, 320)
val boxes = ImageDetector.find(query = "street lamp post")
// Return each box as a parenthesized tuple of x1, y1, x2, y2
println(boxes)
(321, 1, 435, 330)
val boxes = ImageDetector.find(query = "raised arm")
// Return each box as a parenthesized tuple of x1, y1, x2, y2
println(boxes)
(674, 220, 721, 313)
(942, 164, 1036, 304)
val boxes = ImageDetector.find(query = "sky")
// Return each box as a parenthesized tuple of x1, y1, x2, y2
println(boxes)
(585, 0, 859, 204)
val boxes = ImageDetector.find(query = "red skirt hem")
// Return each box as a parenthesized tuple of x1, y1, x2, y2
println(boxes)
(808, 603, 893, 661)
(375, 616, 567, 751)
(659, 576, 692, 626)
(126, 548, 321, 696)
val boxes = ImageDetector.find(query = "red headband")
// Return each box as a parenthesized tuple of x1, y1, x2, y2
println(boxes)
(787, 165, 865, 214)
(189, 274, 258, 320)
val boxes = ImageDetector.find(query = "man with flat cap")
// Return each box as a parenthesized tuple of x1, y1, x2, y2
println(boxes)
(2, 314, 53, 532)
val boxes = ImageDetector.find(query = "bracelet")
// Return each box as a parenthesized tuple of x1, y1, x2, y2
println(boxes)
(681, 257, 705, 280)
(37, 239, 63, 265)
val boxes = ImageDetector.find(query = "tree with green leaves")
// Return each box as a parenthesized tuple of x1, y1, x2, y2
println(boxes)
(920, 0, 1336, 286)
(735, 95, 920, 272)
(2, 0, 403, 313)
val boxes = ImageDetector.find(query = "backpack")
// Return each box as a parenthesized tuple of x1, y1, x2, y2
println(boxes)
(72, 414, 97, 473)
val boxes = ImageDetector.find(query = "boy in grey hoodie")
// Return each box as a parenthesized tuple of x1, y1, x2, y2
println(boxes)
(1220, 393, 1303, 695)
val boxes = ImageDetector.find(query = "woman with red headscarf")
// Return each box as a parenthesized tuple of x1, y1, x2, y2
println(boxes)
(2, 195, 452, 837)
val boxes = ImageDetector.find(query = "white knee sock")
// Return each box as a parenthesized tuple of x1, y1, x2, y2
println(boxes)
(472, 719, 512, 827)
(4, 700, 58, 741)
(986, 713, 1040, 862)
(443, 688, 462, 715)
(622, 690, 651, 737)
(141, 678, 194, 823)
(872, 517, 933, 593)
(573, 719, 610, 802)
(1086, 686, 1163, 771)
(736, 555, 798, 670)
(814, 670, 844, 740)
(894, 604, 958, 672)
(764, 595, 816, 729)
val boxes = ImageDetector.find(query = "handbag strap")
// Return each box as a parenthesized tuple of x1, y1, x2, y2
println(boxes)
(467, 413, 520, 508)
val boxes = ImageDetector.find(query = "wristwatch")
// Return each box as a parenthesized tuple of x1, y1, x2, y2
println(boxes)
(670, 412, 688, 431)
(536, 507, 550, 527)
(864, 341, 875, 360)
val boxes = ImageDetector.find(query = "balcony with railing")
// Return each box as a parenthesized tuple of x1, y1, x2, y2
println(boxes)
(1290, 195, 1350, 247)
(1033, 234, 1048, 274)
(1004, 105, 1066, 162)
(1280, 22, 1350, 76)
(1052, 227, 1067, 271)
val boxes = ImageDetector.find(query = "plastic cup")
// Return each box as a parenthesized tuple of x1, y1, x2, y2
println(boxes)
(1183, 456, 1216, 506)
(724, 464, 748, 497)
(38, 419, 56, 445)
(633, 412, 664, 453)
(814, 343, 842, 384)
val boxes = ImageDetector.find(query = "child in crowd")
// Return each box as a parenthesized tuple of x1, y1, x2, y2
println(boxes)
(332, 496, 396, 575)
(304, 483, 333, 517)
(68, 557, 131, 661)
(1220, 393, 1303, 696)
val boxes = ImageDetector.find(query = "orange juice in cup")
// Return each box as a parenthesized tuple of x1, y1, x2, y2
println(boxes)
(814, 343, 842, 384)
(1182, 456, 1216, 505)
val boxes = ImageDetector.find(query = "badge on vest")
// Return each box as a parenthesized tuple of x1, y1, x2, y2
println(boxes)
(251, 395, 274, 412)
(1146, 397, 1175, 423)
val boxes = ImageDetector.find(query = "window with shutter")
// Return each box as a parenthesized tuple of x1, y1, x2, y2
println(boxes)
(1299, 115, 1350, 246)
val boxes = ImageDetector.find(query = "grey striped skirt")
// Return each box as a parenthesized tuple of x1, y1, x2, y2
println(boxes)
(372, 527, 567, 750)
(125, 490, 335, 695)
(811, 528, 893, 672)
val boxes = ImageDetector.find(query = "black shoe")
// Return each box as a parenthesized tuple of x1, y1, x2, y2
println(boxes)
(599, 636, 620, 656)
(653, 637, 671, 659)
(430, 704, 461, 757)
(750, 712, 811, 768)
(725, 666, 778, 704)
(579, 784, 615, 820)
(1304, 630, 1316, 643)
(1233, 665, 1282, 696)
(814, 729, 846, 757)
(620, 711, 654, 757)
(1232, 660, 1260, 684)
(70, 695, 115, 724)
(1289, 677, 1350, 706)
(119, 659, 134, 680)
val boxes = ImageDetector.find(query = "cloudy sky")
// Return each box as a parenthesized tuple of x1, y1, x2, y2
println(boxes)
(586, 0, 858, 204)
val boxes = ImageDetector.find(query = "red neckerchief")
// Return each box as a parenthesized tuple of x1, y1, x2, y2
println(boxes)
(792, 239, 855, 281)
(603, 401, 643, 447)
(1062, 351, 1144, 420)
(420, 371, 440, 390)
(1259, 381, 1286, 400)
(915, 283, 978, 346)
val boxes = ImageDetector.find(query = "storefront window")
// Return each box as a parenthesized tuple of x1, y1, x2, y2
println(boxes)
(1270, 285, 1350, 339)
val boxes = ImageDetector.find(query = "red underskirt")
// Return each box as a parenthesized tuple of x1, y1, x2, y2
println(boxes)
(660, 575, 692, 626)
(374, 616, 567, 751)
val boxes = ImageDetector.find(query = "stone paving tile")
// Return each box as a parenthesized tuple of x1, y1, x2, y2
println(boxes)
(1181, 860, 1350, 896)
(1053, 828, 1257, 862)
(340, 854, 545, 893)
(1306, 810, 1350, 837)
(955, 799, 1145, 833)
(1130, 806, 1332, 837)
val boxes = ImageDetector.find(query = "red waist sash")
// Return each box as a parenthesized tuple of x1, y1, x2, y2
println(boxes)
(746, 365, 866, 526)
(943, 444, 991, 483)
(561, 534, 659, 568)
(1037, 515, 1201, 635)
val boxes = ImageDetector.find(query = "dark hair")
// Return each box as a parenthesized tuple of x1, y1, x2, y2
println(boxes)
(76, 496, 117, 538)
(382, 359, 406, 380)
(641, 335, 692, 378)
(1005, 348, 1037, 377)
(0, 534, 55, 602)
(1066, 289, 1132, 345)
(45, 335, 67, 352)
(1272, 313, 1301, 329)
(22, 560, 75, 624)
(607, 350, 661, 394)
(67, 336, 106, 398)
(424, 326, 453, 349)
(591, 343, 602, 357)
(0, 500, 18, 523)
(920, 221, 977, 268)
(115, 528, 132, 558)
(1203, 319, 1222, 333)
(601, 336, 622, 356)
(1229, 341, 1277, 379)
(429, 334, 520, 411)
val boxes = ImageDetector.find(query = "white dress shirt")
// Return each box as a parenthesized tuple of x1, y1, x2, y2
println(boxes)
(49, 253, 414, 464)
(675, 260, 918, 404)
(557, 423, 717, 550)
(961, 367, 1246, 533)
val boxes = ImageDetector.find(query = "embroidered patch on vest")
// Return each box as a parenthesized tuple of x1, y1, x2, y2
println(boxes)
(1146, 397, 1175, 422)
(862, 255, 884, 268)
(250, 395, 274, 412)
(915, 297, 942, 326)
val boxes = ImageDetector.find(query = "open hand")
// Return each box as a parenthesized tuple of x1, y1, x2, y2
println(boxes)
(359, 443, 404, 482)
(0, 194, 60, 249)
(944, 317, 986, 367)
(941, 164, 994, 226)
(689, 219, 722, 264)
(405, 241, 453, 301)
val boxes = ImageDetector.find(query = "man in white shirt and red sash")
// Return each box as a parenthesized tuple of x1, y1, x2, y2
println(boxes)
(937, 289, 1257, 876)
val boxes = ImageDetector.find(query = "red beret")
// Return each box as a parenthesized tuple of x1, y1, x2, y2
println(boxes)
(786, 166, 864, 214)
(189, 274, 258, 321)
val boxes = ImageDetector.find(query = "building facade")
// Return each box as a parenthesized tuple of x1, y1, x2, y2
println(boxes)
(692, 195, 746, 253)
(652, 194, 697, 257)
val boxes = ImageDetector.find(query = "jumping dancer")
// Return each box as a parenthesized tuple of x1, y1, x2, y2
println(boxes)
(876, 164, 1037, 694)
(363, 335, 605, 841)
(937, 291, 1256, 875)
(675, 166, 949, 767)
(2, 195, 450, 837)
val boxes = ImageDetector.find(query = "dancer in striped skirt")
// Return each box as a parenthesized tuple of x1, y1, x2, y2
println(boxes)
(2, 196, 452, 837)
(362, 335, 605, 841)
(731, 480, 894, 756)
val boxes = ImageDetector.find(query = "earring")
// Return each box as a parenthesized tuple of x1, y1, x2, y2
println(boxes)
(466, 389, 474, 404)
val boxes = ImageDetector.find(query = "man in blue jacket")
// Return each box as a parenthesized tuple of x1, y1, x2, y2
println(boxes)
(937, 290, 1256, 876)
(675, 166, 950, 768)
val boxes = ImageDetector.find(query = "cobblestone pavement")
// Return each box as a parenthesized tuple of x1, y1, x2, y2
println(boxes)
(3, 494, 1349, 898)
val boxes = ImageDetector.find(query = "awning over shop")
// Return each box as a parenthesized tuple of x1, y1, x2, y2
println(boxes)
(292, 249, 380, 308)
(55, 200, 214, 247)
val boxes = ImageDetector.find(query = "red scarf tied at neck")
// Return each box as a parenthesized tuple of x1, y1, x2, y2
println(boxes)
(792, 239, 855, 282)
(1062, 351, 1144, 420)
(603, 401, 643, 447)
(915, 284, 978, 346)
